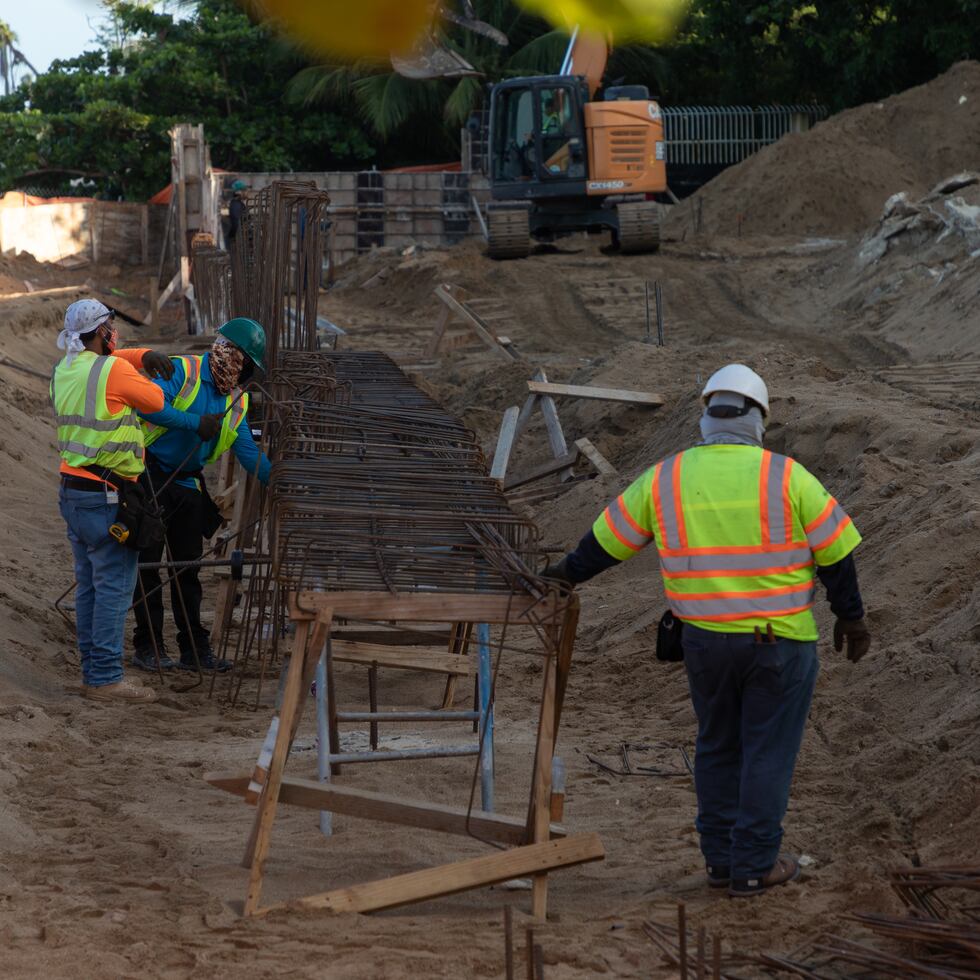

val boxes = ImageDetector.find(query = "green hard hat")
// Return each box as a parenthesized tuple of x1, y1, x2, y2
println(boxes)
(231, 179, 247, 191)
(218, 317, 267, 373)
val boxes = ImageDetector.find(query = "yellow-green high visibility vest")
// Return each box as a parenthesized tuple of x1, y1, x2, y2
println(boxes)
(50, 351, 146, 480)
(592, 444, 862, 641)
(142, 355, 248, 464)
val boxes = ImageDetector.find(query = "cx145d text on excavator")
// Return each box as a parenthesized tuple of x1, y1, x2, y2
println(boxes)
(485, 30, 665, 259)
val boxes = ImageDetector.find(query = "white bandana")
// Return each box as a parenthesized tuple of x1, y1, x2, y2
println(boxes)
(58, 299, 112, 365)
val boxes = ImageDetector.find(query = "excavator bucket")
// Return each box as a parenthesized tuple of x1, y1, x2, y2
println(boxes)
(390, 0, 507, 79)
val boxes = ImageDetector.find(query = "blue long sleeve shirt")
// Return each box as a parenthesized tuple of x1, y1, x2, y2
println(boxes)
(138, 353, 271, 490)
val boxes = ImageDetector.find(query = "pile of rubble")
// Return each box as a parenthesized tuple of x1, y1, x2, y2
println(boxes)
(858, 172, 980, 270)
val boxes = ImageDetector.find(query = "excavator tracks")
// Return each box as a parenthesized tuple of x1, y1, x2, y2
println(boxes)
(616, 201, 661, 254)
(487, 208, 531, 260)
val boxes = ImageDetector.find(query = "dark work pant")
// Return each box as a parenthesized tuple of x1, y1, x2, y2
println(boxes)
(682, 623, 818, 880)
(132, 480, 209, 659)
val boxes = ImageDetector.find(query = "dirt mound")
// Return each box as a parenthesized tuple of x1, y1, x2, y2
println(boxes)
(667, 61, 980, 239)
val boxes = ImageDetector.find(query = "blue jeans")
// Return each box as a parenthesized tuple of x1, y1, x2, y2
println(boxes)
(682, 623, 818, 880)
(59, 486, 139, 687)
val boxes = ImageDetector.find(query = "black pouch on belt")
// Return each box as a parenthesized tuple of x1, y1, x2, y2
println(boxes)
(656, 609, 685, 662)
(83, 466, 165, 551)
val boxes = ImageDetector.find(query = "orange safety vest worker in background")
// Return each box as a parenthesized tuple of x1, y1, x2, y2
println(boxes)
(544, 364, 872, 898)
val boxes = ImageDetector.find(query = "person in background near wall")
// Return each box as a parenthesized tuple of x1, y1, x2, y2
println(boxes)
(132, 318, 271, 675)
(51, 300, 201, 704)
(225, 179, 248, 249)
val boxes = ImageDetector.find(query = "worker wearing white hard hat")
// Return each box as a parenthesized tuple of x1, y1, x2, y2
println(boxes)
(544, 363, 870, 897)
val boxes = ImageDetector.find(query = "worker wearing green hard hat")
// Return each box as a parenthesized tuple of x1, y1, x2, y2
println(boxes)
(131, 319, 271, 676)
(219, 316, 267, 373)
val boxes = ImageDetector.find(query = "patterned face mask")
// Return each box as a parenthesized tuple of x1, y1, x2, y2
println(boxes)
(210, 338, 245, 395)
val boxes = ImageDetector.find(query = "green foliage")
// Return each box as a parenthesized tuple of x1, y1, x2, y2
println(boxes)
(2, 0, 979, 192)
(667, 0, 980, 108)
(0, 0, 374, 199)
(286, 0, 671, 163)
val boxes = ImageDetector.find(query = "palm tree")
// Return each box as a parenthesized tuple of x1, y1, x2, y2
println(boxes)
(0, 20, 39, 96)
(287, 1, 670, 141)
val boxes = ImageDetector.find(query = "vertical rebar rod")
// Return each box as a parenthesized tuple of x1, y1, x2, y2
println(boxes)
(504, 906, 515, 980)
(644, 281, 652, 344)
(678, 902, 688, 980)
(478, 622, 494, 811)
(697, 926, 706, 980)
(315, 650, 332, 836)
(368, 662, 379, 750)
(655, 281, 665, 347)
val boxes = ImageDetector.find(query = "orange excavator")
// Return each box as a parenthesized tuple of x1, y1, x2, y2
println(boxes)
(484, 30, 666, 258)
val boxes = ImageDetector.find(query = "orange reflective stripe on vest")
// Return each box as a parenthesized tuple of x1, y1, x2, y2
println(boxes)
(652, 449, 816, 624)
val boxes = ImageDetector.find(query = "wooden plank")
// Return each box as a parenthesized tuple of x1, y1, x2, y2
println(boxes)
(528, 380, 665, 407)
(332, 640, 477, 677)
(435, 284, 517, 362)
(535, 369, 574, 484)
(244, 609, 332, 915)
(156, 270, 182, 310)
(513, 393, 539, 443)
(207, 772, 567, 845)
(424, 303, 452, 357)
(329, 628, 452, 646)
(503, 452, 580, 492)
(256, 833, 604, 916)
(530, 649, 558, 919)
(574, 437, 618, 477)
(489, 405, 520, 484)
(0, 284, 87, 303)
(292, 591, 563, 624)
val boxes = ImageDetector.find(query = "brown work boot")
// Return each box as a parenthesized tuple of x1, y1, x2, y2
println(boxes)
(83, 678, 157, 703)
(729, 854, 800, 897)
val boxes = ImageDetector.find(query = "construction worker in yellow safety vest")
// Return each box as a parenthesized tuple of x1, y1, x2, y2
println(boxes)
(52, 299, 203, 705)
(131, 318, 271, 675)
(544, 364, 871, 898)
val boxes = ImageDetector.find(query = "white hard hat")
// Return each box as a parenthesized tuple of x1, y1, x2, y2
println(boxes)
(701, 363, 769, 417)
(63, 299, 112, 336)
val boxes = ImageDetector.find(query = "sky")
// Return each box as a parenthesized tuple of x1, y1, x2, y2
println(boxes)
(5, 0, 104, 73)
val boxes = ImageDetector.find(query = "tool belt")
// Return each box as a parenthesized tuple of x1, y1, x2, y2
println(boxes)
(656, 609, 685, 662)
(79, 465, 166, 552)
(145, 455, 224, 541)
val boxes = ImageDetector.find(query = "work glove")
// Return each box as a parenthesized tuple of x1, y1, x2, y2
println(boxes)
(542, 556, 575, 589)
(196, 413, 223, 441)
(834, 617, 871, 663)
(142, 350, 175, 380)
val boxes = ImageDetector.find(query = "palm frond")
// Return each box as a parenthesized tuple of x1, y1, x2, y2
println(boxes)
(443, 75, 483, 127)
(286, 63, 374, 107)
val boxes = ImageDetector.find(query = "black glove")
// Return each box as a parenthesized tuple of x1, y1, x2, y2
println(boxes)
(542, 556, 574, 589)
(142, 350, 175, 380)
(834, 617, 871, 663)
(196, 413, 223, 441)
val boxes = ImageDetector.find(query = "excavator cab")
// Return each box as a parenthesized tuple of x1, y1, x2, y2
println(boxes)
(491, 77, 590, 192)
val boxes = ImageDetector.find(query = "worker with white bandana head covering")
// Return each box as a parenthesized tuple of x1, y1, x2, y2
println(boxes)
(51, 299, 198, 703)
(132, 318, 271, 675)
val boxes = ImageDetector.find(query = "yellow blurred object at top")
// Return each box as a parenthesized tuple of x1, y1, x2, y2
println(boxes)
(516, 0, 688, 43)
(255, 0, 435, 59)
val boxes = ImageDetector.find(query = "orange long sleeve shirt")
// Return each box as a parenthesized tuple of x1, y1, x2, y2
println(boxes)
(59, 348, 164, 483)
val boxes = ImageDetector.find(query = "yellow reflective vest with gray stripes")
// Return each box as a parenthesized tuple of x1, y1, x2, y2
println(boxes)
(50, 351, 145, 480)
(592, 444, 861, 641)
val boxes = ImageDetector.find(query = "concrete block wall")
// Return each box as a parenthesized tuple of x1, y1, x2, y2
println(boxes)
(222, 171, 491, 267)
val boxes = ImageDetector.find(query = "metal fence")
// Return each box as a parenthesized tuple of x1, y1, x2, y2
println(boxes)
(661, 104, 827, 166)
